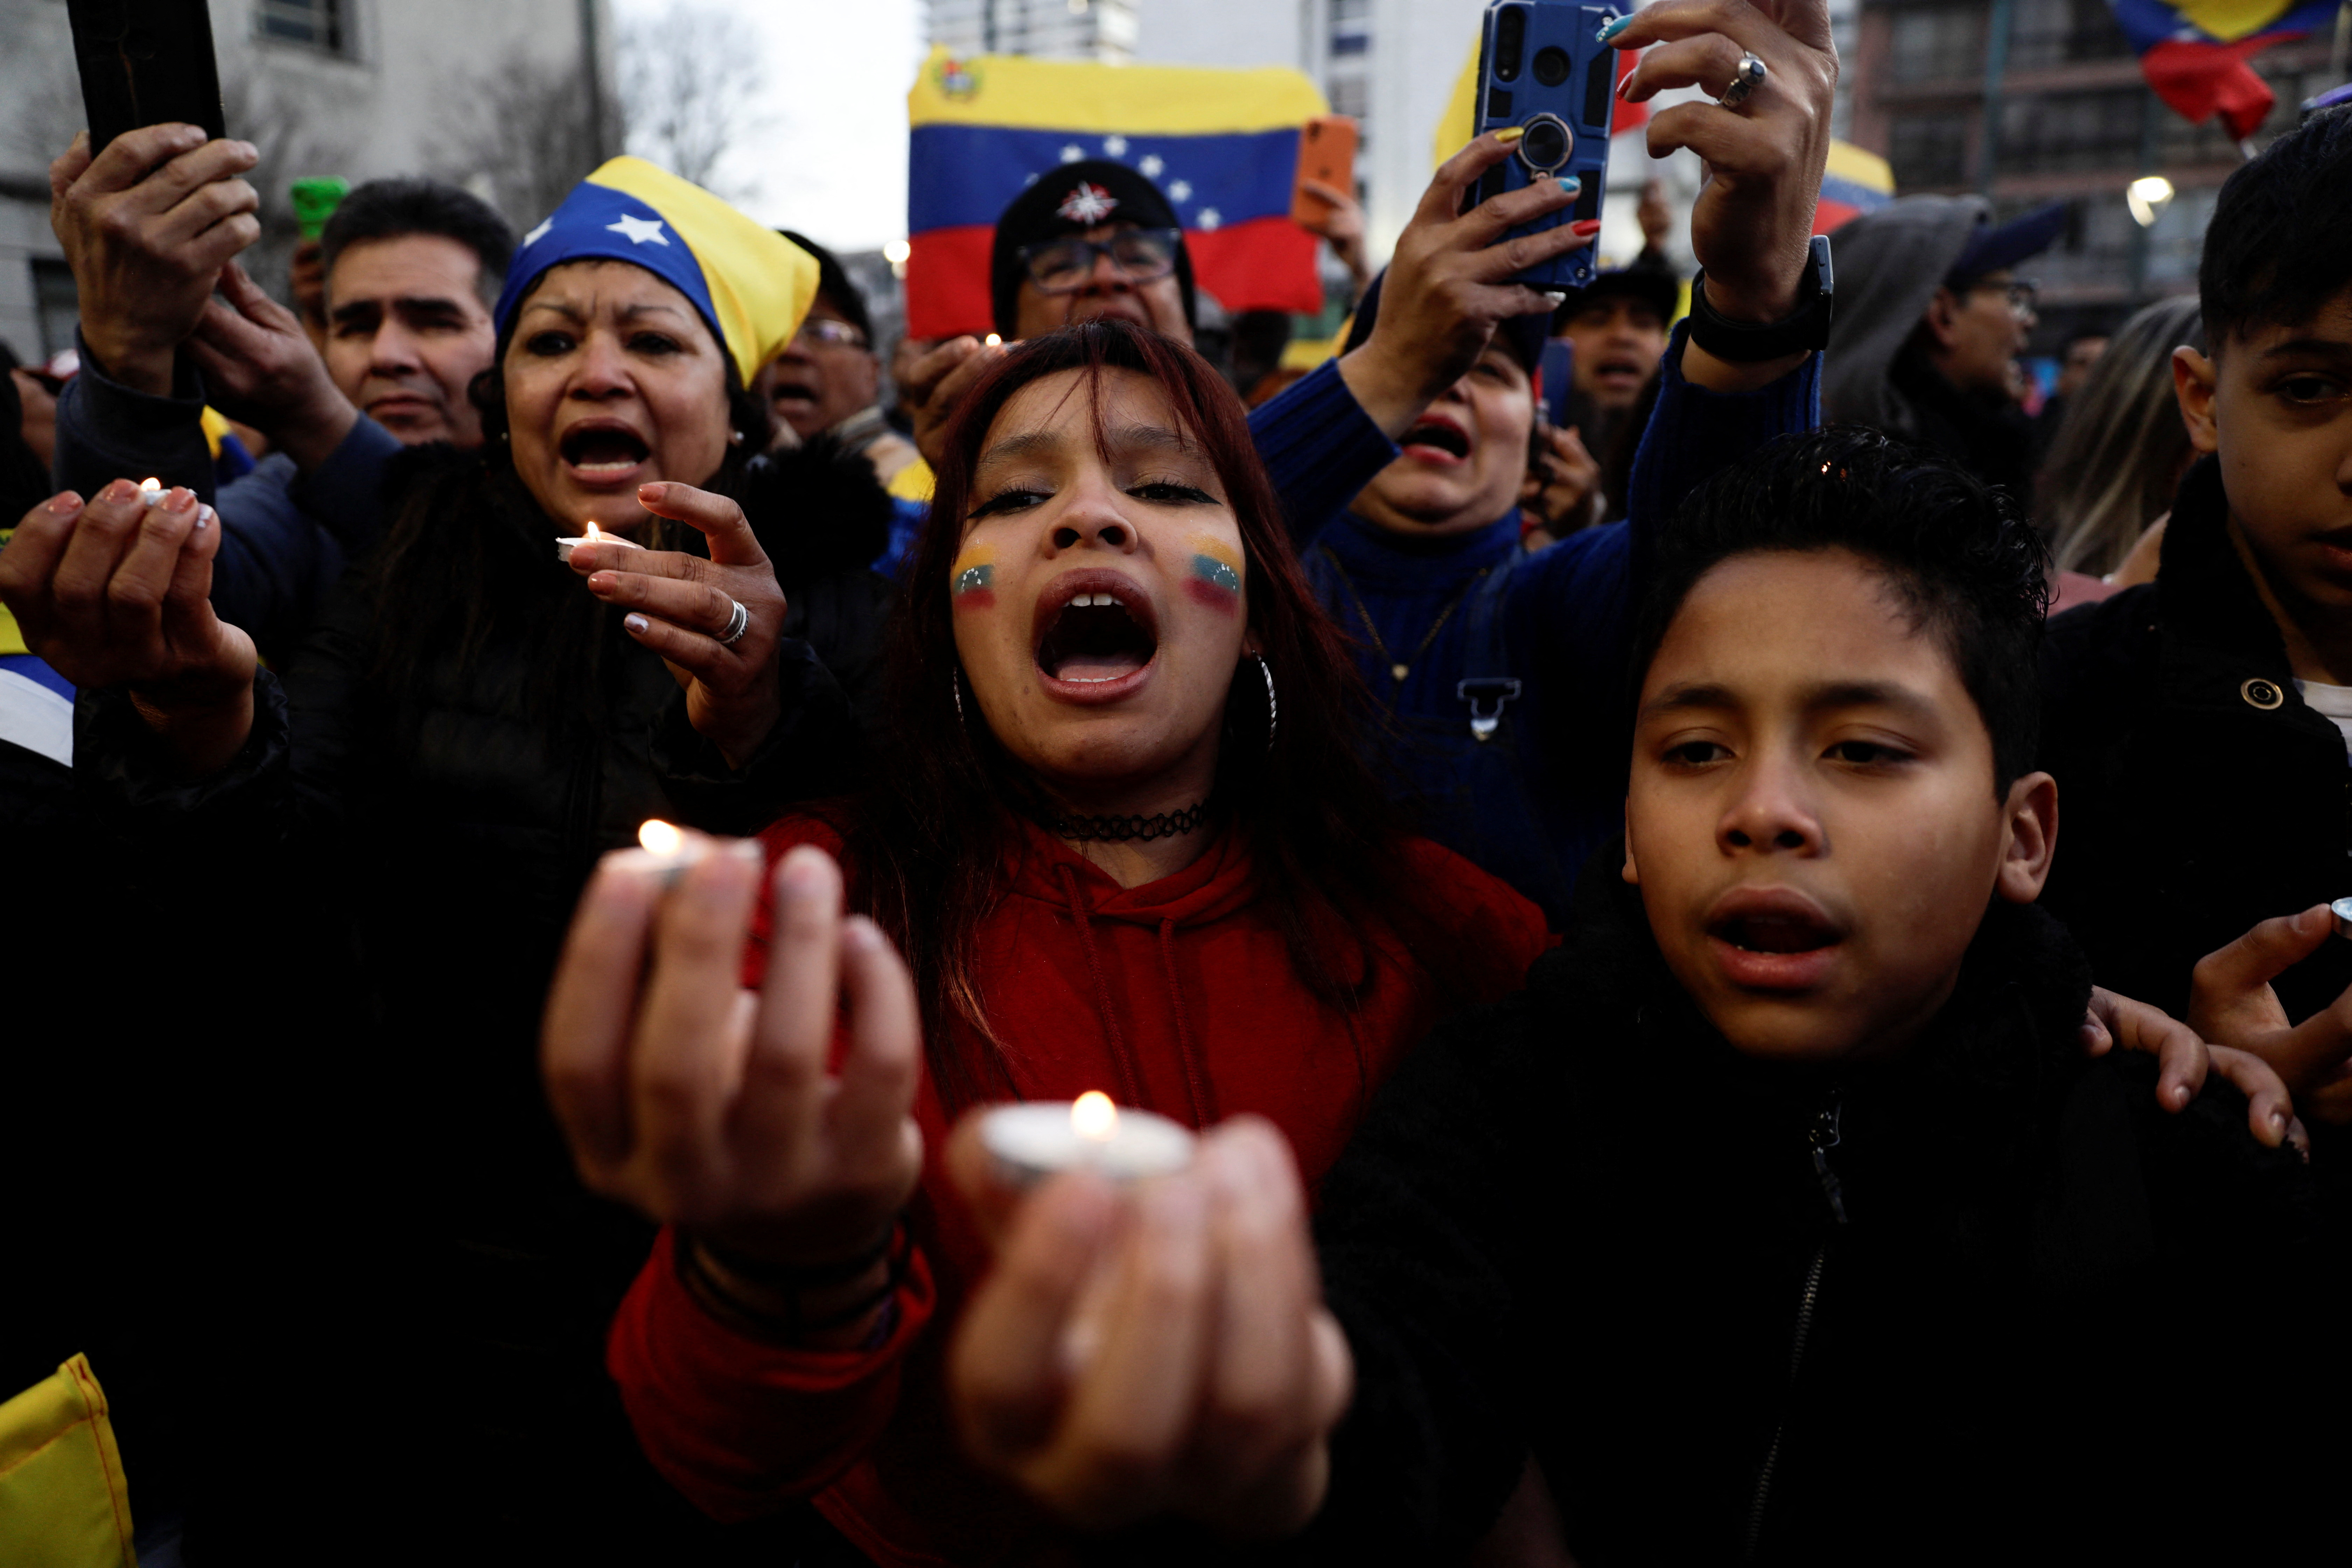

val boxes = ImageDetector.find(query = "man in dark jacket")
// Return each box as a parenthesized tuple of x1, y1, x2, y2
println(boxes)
(2035, 106, 2352, 1126)
(1821, 195, 2063, 507)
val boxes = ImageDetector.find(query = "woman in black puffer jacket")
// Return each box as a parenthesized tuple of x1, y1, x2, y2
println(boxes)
(6, 162, 891, 1565)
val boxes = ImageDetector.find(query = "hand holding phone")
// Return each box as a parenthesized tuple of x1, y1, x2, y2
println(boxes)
(1289, 115, 1359, 227)
(1469, 1, 1618, 290)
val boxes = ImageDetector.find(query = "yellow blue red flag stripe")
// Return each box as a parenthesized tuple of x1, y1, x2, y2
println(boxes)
(1817, 141, 1894, 233)
(905, 48, 1327, 340)
(2107, 0, 2337, 138)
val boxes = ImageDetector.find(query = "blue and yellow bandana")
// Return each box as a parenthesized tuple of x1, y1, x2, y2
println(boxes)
(493, 157, 819, 385)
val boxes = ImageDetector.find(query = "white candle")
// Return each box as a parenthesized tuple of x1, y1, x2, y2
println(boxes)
(138, 476, 163, 504)
(618, 817, 706, 887)
(980, 1094, 1197, 1188)
(556, 520, 645, 565)
(2333, 896, 2352, 940)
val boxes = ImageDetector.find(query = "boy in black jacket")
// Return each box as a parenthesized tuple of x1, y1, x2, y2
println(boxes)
(2036, 107, 2352, 1119)
(1302, 428, 2335, 1563)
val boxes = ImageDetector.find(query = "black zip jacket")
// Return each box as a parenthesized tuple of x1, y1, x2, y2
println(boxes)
(1302, 863, 2337, 1565)
(2037, 454, 2352, 1028)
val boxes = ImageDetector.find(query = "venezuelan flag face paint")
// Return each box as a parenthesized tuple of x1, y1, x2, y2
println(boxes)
(1185, 536, 1244, 614)
(951, 542, 996, 610)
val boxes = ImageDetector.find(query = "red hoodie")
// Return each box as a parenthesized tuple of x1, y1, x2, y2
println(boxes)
(607, 813, 1549, 1567)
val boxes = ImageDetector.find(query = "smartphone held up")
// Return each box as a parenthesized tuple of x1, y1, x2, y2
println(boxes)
(1469, 0, 1618, 290)
(66, 0, 226, 153)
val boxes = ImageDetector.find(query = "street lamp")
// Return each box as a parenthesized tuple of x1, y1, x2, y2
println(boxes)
(2127, 175, 2175, 227)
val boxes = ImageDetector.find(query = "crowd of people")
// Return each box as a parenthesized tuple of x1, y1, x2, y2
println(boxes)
(4, 0, 2352, 1560)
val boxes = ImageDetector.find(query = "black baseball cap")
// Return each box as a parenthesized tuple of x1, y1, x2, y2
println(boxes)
(990, 160, 1197, 339)
(1945, 202, 2068, 288)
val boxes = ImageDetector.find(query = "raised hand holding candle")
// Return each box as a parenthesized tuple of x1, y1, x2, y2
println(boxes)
(980, 1093, 1196, 1188)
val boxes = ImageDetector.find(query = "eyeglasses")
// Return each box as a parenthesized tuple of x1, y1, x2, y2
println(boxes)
(1018, 227, 1182, 294)
(795, 318, 868, 350)
(1969, 278, 2039, 318)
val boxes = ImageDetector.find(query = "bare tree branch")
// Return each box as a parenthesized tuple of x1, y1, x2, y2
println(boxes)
(617, 1, 769, 197)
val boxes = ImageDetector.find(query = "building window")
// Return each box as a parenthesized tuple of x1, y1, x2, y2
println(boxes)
(2005, 0, 2130, 70)
(1887, 5, 1981, 84)
(1328, 74, 1368, 120)
(1999, 90, 2144, 174)
(256, 0, 348, 52)
(1329, 0, 1370, 56)
(1888, 111, 1970, 188)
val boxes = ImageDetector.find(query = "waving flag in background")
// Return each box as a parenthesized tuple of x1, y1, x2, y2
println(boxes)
(1815, 141, 1894, 232)
(904, 48, 1326, 341)
(1434, 36, 1649, 172)
(2107, 0, 2339, 140)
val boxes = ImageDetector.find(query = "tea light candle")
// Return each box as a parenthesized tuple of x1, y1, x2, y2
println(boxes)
(622, 818, 707, 887)
(2332, 896, 2352, 940)
(556, 520, 645, 565)
(980, 1093, 1196, 1188)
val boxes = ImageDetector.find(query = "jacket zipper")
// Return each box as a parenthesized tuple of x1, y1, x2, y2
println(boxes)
(1743, 1093, 1849, 1559)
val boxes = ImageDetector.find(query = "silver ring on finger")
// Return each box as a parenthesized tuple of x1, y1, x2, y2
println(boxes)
(1718, 51, 1767, 108)
(718, 596, 750, 647)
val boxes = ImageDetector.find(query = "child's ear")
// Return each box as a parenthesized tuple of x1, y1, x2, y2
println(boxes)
(2171, 346, 2219, 455)
(1994, 770, 2059, 904)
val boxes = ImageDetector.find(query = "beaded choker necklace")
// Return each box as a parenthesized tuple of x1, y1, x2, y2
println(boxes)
(1047, 799, 1213, 843)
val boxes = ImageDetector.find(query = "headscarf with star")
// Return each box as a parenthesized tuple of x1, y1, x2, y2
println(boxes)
(493, 156, 818, 386)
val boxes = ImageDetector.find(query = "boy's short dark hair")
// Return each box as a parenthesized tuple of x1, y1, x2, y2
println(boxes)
(320, 178, 517, 305)
(777, 229, 875, 348)
(1630, 426, 2050, 793)
(2199, 105, 2352, 351)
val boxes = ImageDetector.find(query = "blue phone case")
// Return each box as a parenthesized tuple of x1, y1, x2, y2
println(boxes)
(1470, 0, 1620, 290)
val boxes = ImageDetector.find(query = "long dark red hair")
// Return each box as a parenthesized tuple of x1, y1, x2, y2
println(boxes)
(845, 320, 1450, 1107)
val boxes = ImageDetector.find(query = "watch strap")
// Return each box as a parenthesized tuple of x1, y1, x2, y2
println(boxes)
(1688, 234, 1835, 363)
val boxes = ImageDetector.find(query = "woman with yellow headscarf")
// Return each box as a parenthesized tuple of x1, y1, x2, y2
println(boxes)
(0, 160, 885, 1558)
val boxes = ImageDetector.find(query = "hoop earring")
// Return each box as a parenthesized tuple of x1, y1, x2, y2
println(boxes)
(1256, 653, 1277, 752)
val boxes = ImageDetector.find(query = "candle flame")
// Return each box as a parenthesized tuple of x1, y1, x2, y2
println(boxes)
(638, 818, 684, 856)
(983, 333, 1003, 349)
(1071, 1091, 1118, 1142)
(584, 521, 602, 542)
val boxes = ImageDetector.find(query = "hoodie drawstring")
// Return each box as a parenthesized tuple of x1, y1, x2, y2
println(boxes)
(1056, 863, 1146, 1108)
(1158, 918, 1215, 1126)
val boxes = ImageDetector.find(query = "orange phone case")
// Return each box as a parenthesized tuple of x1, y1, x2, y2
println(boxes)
(1290, 115, 1360, 226)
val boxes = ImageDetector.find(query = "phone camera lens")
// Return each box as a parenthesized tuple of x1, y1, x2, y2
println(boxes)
(1533, 46, 1572, 86)
(1518, 114, 1572, 172)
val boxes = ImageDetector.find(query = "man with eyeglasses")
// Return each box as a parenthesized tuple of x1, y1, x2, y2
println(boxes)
(1823, 197, 2066, 507)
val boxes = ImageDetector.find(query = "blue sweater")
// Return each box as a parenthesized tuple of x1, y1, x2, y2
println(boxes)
(51, 342, 407, 663)
(1246, 328, 1821, 923)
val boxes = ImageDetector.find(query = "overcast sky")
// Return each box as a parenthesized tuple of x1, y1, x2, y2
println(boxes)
(612, 0, 930, 255)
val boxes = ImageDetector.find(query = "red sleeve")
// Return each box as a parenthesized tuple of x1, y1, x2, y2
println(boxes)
(1396, 837, 1557, 1001)
(742, 814, 853, 989)
(606, 1226, 939, 1522)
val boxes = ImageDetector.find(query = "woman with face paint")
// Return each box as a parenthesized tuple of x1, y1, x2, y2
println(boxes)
(542, 320, 1553, 1565)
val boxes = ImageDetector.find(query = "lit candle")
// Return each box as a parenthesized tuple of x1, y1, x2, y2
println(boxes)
(556, 520, 645, 565)
(624, 817, 706, 887)
(980, 1093, 1196, 1188)
(137, 476, 163, 504)
(983, 332, 1003, 349)
(2333, 896, 2352, 940)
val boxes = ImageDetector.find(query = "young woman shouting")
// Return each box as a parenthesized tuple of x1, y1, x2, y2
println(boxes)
(542, 320, 1552, 1566)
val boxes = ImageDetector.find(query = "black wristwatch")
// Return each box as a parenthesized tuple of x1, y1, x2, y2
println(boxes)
(1687, 234, 1834, 362)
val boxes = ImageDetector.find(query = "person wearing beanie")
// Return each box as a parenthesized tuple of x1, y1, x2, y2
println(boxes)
(1821, 196, 2065, 506)
(989, 158, 1199, 344)
(762, 230, 923, 572)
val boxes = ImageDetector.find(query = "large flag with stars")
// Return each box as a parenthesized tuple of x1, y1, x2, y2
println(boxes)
(2107, 0, 2338, 139)
(904, 47, 1328, 341)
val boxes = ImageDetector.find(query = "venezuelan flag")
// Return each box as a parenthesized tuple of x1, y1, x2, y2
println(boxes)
(905, 48, 1327, 341)
(2108, 0, 2338, 139)
(1816, 141, 1893, 234)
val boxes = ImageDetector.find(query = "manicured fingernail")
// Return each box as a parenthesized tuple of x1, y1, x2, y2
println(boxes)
(1617, 70, 1637, 99)
(163, 486, 196, 513)
(1560, 174, 1582, 196)
(2273, 1109, 2289, 1133)
(1493, 125, 1526, 145)
(48, 493, 82, 517)
(1597, 13, 1631, 42)
(624, 613, 649, 633)
(194, 504, 214, 533)
(103, 478, 138, 503)
(637, 482, 664, 501)
(1571, 219, 1604, 238)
